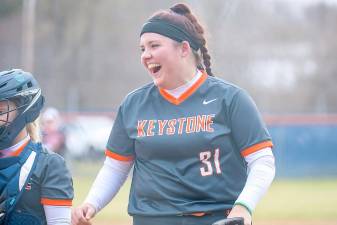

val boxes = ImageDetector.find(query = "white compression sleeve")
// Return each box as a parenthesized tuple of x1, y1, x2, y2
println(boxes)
(84, 157, 133, 213)
(44, 205, 71, 225)
(235, 147, 275, 213)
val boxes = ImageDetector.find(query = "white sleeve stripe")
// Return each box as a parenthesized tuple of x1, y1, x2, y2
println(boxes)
(236, 149, 276, 212)
(44, 205, 71, 225)
(84, 157, 133, 213)
(244, 147, 273, 167)
(19, 151, 36, 190)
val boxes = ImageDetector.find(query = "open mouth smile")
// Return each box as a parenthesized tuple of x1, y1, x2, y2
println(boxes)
(147, 63, 162, 74)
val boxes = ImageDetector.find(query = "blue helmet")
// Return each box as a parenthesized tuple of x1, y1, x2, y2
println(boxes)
(0, 69, 44, 149)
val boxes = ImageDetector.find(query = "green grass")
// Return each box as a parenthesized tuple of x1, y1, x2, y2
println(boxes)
(71, 161, 337, 223)
(71, 160, 132, 223)
(255, 179, 337, 220)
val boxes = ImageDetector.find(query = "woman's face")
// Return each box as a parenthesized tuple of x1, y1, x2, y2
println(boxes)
(0, 100, 17, 127)
(140, 33, 185, 89)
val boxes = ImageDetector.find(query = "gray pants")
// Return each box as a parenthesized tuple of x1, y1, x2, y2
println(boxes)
(133, 211, 229, 225)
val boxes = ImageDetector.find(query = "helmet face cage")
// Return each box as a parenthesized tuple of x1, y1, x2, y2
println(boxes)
(0, 69, 44, 149)
(0, 96, 32, 136)
(0, 99, 11, 137)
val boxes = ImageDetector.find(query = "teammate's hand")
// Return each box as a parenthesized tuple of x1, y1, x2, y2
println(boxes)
(71, 203, 96, 225)
(227, 204, 252, 225)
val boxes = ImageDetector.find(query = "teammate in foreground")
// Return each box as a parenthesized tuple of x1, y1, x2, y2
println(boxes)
(0, 69, 73, 225)
(72, 3, 275, 225)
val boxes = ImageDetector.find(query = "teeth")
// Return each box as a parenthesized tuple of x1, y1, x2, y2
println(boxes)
(148, 63, 161, 69)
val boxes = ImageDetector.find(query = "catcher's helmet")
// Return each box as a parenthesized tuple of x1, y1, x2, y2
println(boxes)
(0, 69, 44, 149)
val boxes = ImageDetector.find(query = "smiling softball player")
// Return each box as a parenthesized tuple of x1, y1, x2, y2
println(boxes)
(72, 3, 275, 225)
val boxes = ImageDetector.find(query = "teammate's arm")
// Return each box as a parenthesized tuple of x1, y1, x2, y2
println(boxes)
(71, 157, 133, 224)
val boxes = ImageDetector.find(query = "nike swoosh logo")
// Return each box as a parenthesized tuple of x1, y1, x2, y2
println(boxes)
(203, 98, 217, 105)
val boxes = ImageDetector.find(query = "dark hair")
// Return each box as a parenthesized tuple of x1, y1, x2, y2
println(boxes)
(149, 3, 213, 76)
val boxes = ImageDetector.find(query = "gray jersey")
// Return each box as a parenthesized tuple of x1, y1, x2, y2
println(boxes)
(106, 73, 272, 216)
(15, 144, 73, 224)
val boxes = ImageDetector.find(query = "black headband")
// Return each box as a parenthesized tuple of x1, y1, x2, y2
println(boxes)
(140, 18, 200, 51)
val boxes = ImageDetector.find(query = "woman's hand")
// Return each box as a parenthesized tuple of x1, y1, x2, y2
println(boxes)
(227, 204, 252, 225)
(71, 203, 96, 225)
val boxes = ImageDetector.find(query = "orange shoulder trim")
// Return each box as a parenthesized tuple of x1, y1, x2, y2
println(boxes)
(10, 139, 30, 157)
(105, 149, 134, 161)
(40, 198, 72, 206)
(241, 140, 273, 157)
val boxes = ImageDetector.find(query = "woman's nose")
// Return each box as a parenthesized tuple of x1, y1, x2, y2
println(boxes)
(141, 49, 152, 59)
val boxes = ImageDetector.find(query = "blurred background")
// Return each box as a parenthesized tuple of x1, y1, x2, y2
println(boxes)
(1, 0, 337, 224)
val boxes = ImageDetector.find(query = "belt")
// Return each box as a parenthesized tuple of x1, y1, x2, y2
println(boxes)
(179, 209, 232, 217)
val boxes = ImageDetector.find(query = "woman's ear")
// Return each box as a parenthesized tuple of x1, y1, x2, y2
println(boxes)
(180, 41, 192, 57)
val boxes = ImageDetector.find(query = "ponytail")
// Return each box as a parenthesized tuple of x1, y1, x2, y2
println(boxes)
(26, 117, 42, 143)
(170, 3, 213, 76)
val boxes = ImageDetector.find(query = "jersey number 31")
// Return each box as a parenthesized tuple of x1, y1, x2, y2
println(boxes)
(199, 148, 222, 176)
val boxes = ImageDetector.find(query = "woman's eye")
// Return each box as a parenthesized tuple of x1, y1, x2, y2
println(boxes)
(151, 44, 159, 48)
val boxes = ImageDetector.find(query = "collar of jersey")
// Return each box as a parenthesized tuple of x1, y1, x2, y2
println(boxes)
(0, 136, 30, 158)
(159, 70, 208, 105)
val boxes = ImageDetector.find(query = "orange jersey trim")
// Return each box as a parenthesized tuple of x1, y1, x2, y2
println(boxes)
(105, 149, 134, 161)
(40, 198, 72, 206)
(10, 139, 30, 157)
(241, 140, 273, 157)
(159, 71, 208, 105)
(191, 212, 207, 216)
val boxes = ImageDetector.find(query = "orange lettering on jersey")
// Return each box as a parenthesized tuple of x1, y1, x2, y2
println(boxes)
(186, 116, 196, 133)
(177, 117, 186, 134)
(196, 115, 207, 132)
(166, 119, 177, 135)
(206, 114, 215, 132)
(147, 120, 156, 136)
(158, 120, 168, 135)
(137, 120, 147, 137)
(137, 114, 215, 138)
